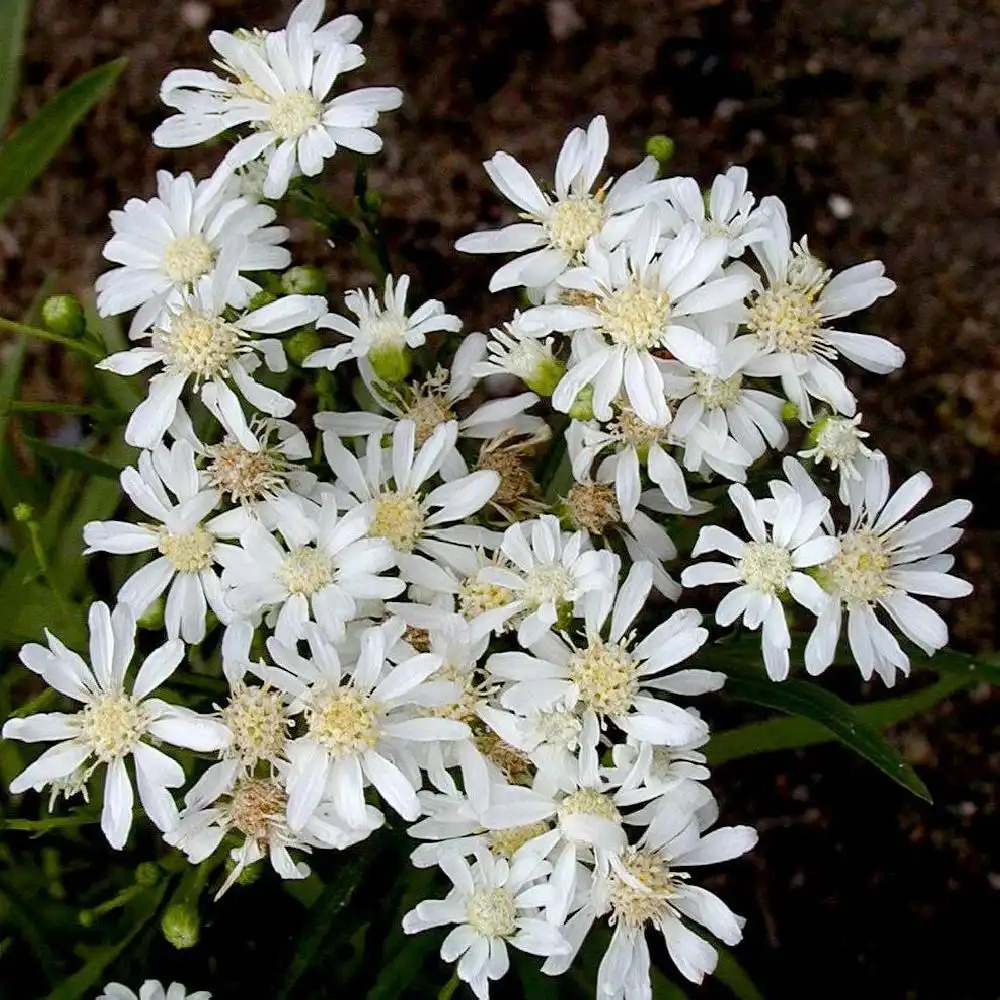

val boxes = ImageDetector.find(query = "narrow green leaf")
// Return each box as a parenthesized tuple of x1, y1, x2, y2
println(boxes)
(722, 674, 932, 801)
(708, 674, 968, 766)
(1, 814, 97, 833)
(0, 576, 86, 649)
(652, 967, 691, 999)
(365, 933, 439, 1000)
(0, 0, 31, 134)
(714, 947, 767, 1000)
(23, 435, 127, 479)
(903, 647, 1000, 686)
(0, 57, 126, 221)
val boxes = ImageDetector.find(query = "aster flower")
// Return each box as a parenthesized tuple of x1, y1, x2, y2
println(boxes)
(797, 412, 873, 503)
(305, 274, 462, 379)
(217, 495, 402, 645)
(681, 482, 838, 681)
(97, 981, 211, 1000)
(263, 620, 470, 829)
(98, 242, 326, 451)
(455, 115, 667, 293)
(476, 514, 618, 646)
(488, 561, 717, 749)
(154, 13, 402, 199)
(525, 212, 753, 425)
(2, 602, 227, 848)
(95, 167, 290, 335)
(743, 197, 901, 421)
(82, 441, 235, 644)
(403, 846, 570, 1000)
(322, 419, 500, 584)
(788, 454, 973, 684)
(471, 312, 564, 397)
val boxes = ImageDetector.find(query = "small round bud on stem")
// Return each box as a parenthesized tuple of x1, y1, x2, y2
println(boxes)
(286, 327, 324, 367)
(369, 342, 412, 383)
(224, 856, 263, 886)
(13, 502, 33, 523)
(41, 294, 85, 339)
(161, 902, 200, 949)
(645, 135, 675, 166)
(247, 289, 278, 312)
(281, 266, 328, 295)
(567, 385, 595, 421)
(135, 862, 161, 887)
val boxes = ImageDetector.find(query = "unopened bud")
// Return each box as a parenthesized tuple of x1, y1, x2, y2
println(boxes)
(224, 856, 263, 886)
(369, 343, 412, 383)
(281, 266, 328, 296)
(135, 862, 160, 887)
(286, 327, 324, 367)
(13, 502, 33, 523)
(363, 189, 383, 213)
(247, 289, 278, 312)
(645, 135, 675, 166)
(567, 386, 594, 422)
(41, 294, 85, 339)
(161, 903, 200, 950)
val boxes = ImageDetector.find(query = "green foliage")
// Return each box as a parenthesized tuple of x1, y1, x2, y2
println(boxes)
(0, 0, 31, 134)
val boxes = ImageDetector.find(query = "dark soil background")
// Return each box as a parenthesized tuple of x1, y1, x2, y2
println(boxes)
(1, 1, 998, 998)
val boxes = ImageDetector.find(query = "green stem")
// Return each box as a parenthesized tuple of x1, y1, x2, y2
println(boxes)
(438, 974, 460, 1000)
(0, 316, 104, 359)
(6, 400, 121, 418)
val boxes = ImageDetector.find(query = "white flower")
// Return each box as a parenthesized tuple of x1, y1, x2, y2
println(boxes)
(99, 243, 326, 451)
(455, 115, 667, 293)
(83, 441, 234, 644)
(477, 514, 618, 646)
(471, 312, 563, 395)
(793, 453, 973, 684)
(323, 419, 500, 583)
(304, 274, 461, 374)
(664, 166, 772, 257)
(315, 333, 544, 479)
(797, 412, 872, 503)
(155, 15, 402, 198)
(264, 621, 470, 829)
(681, 482, 838, 681)
(526, 211, 753, 425)
(487, 562, 717, 750)
(2, 602, 227, 848)
(218, 495, 402, 645)
(744, 198, 900, 421)
(97, 981, 210, 1000)
(95, 167, 290, 335)
(402, 847, 570, 1000)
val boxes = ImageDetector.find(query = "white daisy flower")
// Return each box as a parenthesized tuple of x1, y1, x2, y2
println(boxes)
(664, 166, 772, 257)
(797, 412, 873, 503)
(304, 274, 462, 379)
(83, 441, 235, 645)
(792, 453, 973, 684)
(97, 980, 210, 1000)
(96, 167, 290, 335)
(154, 16, 402, 199)
(471, 312, 564, 397)
(744, 197, 900, 421)
(455, 115, 667, 293)
(315, 333, 544, 479)
(403, 847, 569, 999)
(525, 211, 753, 425)
(681, 482, 839, 681)
(218, 495, 402, 645)
(2, 602, 227, 848)
(99, 243, 327, 452)
(476, 514, 618, 646)
(323, 419, 500, 584)
(264, 620, 470, 829)
(488, 561, 717, 750)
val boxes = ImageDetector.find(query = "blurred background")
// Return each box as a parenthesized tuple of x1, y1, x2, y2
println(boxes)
(0, 1, 998, 997)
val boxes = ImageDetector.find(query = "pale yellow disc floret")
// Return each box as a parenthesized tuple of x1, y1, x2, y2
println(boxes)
(598, 281, 672, 350)
(565, 482, 621, 535)
(691, 371, 743, 410)
(544, 195, 607, 255)
(521, 563, 574, 610)
(220, 684, 289, 764)
(615, 408, 668, 451)
(458, 575, 513, 620)
(79, 693, 147, 762)
(557, 786, 622, 828)
(158, 526, 216, 573)
(225, 776, 287, 842)
(738, 540, 793, 594)
(160, 310, 242, 380)
(207, 438, 290, 505)
(371, 491, 426, 553)
(608, 846, 679, 930)
(487, 821, 551, 859)
(277, 545, 334, 596)
(162, 235, 216, 284)
(747, 283, 824, 355)
(269, 90, 323, 140)
(466, 886, 517, 938)
(403, 392, 454, 447)
(567, 636, 639, 717)
(821, 528, 890, 604)
(306, 686, 379, 756)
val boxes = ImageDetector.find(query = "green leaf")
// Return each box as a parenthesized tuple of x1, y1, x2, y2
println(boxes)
(365, 932, 440, 1000)
(721, 674, 931, 801)
(652, 967, 691, 999)
(0, 0, 31, 134)
(714, 947, 767, 1000)
(903, 646, 1000, 686)
(23, 435, 127, 479)
(0, 57, 126, 221)
(708, 673, 968, 766)
(0, 576, 86, 649)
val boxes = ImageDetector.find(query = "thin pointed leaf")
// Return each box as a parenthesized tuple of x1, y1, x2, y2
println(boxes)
(0, 0, 31, 134)
(714, 946, 767, 1000)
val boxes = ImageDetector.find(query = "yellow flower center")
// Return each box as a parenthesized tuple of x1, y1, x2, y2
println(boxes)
(466, 887, 517, 938)
(691, 371, 743, 410)
(544, 195, 606, 255)
(162, 235, 216, 284)
(306, 686, 379, 756)
(277, 545, 333, 596)
(821, 529, 890, 604)
(567, 637, 638, 717)
(522, 563, 574, 610)
(557, 786, 622, 829)
(79, 693, 147, 762)
(371, 491, 425, 553)
(269, 90, 323, 140)
(598, 281, 672, 350)
(459, 576, 513, 620)
(608, 847, 679, 929)
(747, 283, 824, 355)
(160, 310, 242, 380)
(738, 540, 793, 594)
(487, 821, 551, 859)
(158, 526, 215, 573)
(220, 684, 289, 765)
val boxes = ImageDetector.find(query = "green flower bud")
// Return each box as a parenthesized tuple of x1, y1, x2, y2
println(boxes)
(136, 596, 165, 631)
(247, 289, 278, 312)
(645, 135, 675, 166)
(522, 356, 566, 397)
(161, 903, 200, 950)
(281, 266, 328, 296)
(135, 862, 160, 887)
(369, 343, 412, 383)
(224, 856, 263, 886)
(803, 411, 831, 448)
(41, 294, 85, 339)
(567, 385, 594, 422)
(13, 502, 33, 523)
(781, 400, 800, 423)
(363, 189, 383, 213)
(77, 909, 95, 928)
(285, 327, 324, 367)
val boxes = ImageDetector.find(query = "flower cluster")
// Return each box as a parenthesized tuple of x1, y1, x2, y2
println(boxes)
(2, 3, 972, 999)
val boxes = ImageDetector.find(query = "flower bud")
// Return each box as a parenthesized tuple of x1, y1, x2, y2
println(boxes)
(362, 189, 383, 213)
(522, 356, 565, 397)
(161, 902, 200, 950)
(369, 342, 412, 383)
(13, 502, 33, 523)
(286, 327, 324, 367)
(135, 862, 160, 887)
(224, 856, 263, 886)
(247, 289, 278, 312)
(645, 135, 675, 166)
(281, 266, 328, 296)
(567, 386, 594, 422)
(41, 294, 85, 339)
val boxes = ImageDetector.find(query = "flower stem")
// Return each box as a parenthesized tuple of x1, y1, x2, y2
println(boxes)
(0, 316, 104, 359)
